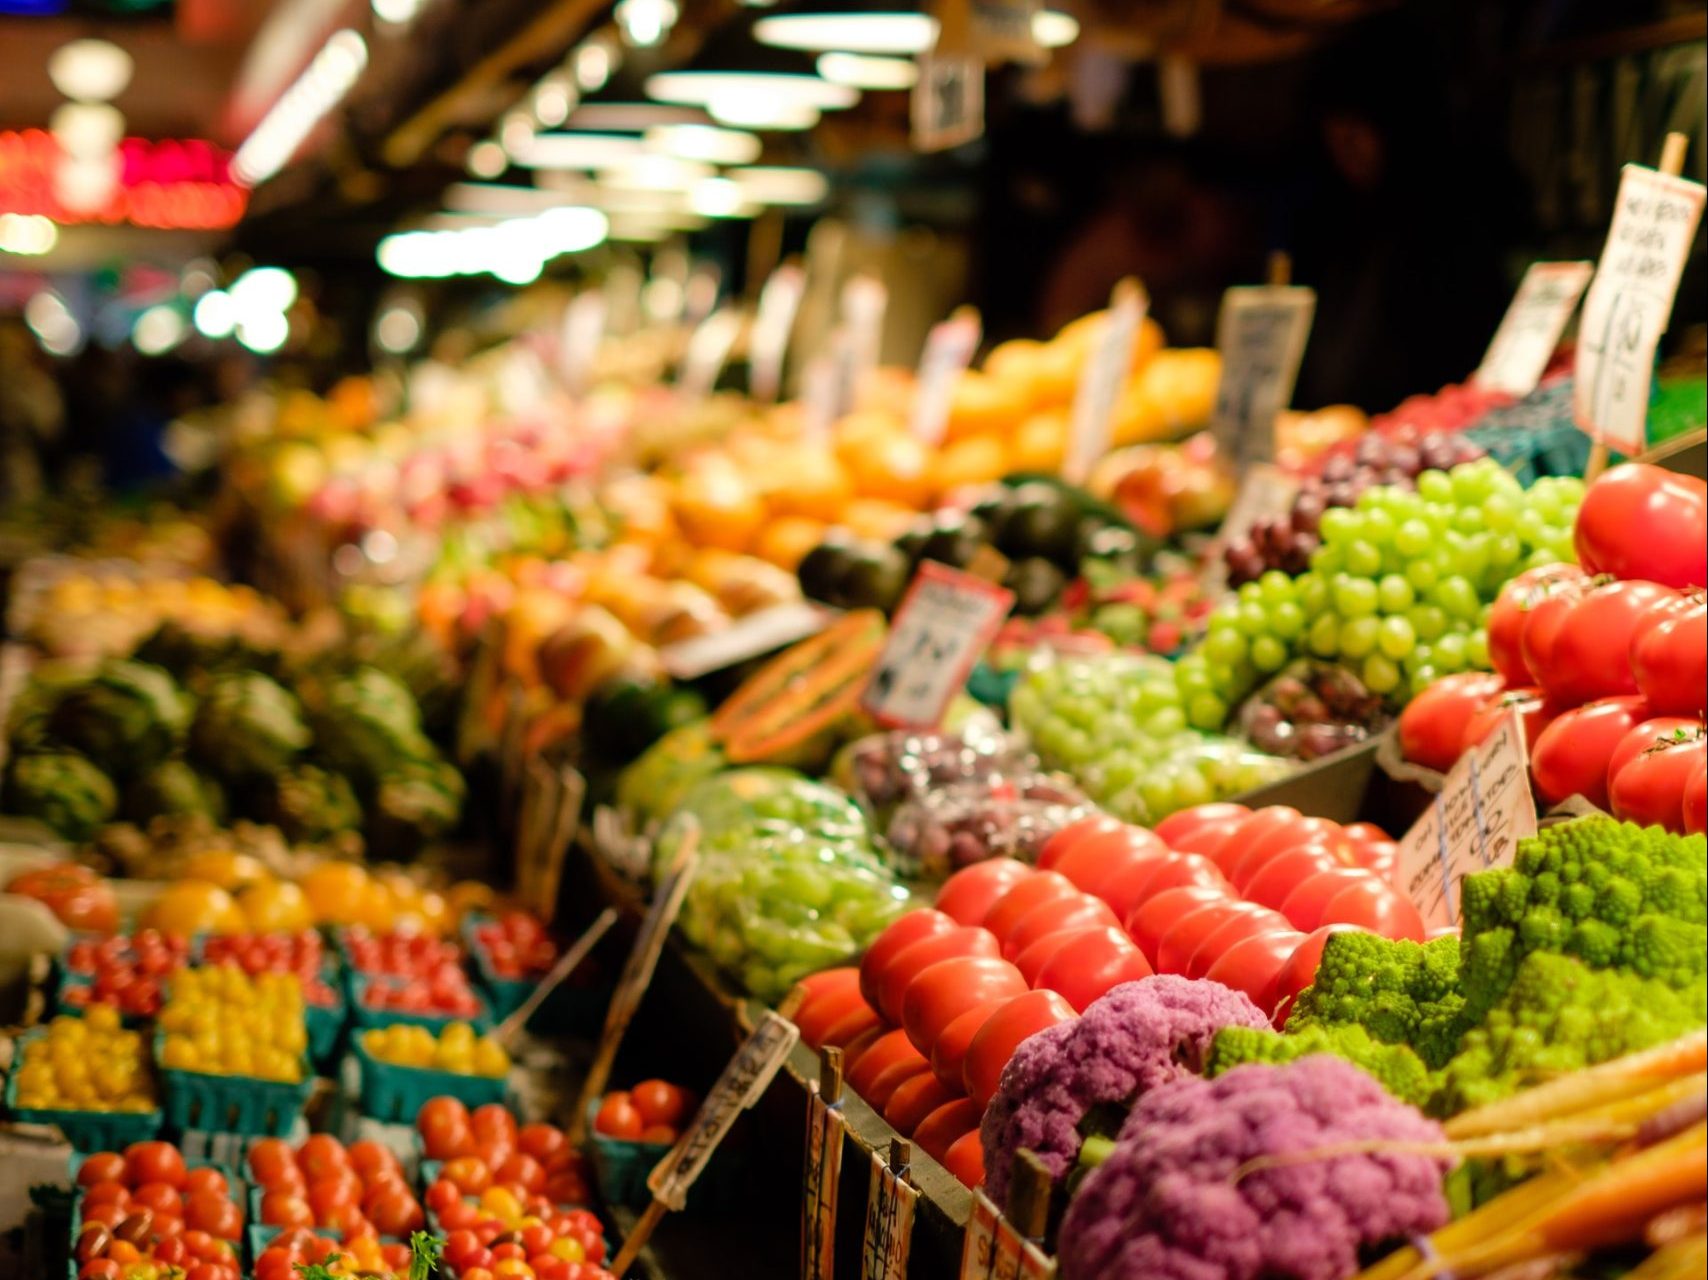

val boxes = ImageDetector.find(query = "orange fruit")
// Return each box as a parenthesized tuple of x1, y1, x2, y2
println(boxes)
(446, 880, 498, 922)
(754, 515, 827, 571)
(144, 881, 246, 936)
(944, 372, 1027, 442)
(1010, 410, 1068, 472)
(238, 880, 314, 932)
(844, 430, 933, 508)
(763, 447, 855, 521)
(671, 461, 764, 553)
(840, 498, 920, 542)
(983, 338, 1047, 409)
(300, 861, 371, 926)
(180, 850, 267, 892)
(930, 436, 1010, 498)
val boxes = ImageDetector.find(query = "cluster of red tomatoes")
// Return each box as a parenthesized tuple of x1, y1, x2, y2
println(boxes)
(1402, 465, 1706, 834)
(252, 1225, 414, 1280)
(345, 927, 487, 1018)
(72, 1142, 243, 1280)
(201, 931, 339, 1005)
(590, 1080, 696, 1145)
(249, 1133, 425, 1240)
(417, 1097, 592, 1209)
(6, 863, 119, 933)
(61, 932, 191, 1019)
(472, 912, 561, 980)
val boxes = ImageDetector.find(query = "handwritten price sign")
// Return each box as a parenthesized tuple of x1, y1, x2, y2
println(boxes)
(959, 1190, 1054, 1280)
(1473, 261, 1592, 398)
(1210, 285, 1315, 472)
(860, 561, 1014, 729)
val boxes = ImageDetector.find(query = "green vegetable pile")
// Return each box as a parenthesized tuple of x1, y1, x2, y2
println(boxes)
(1207, 817, 1707, 1118)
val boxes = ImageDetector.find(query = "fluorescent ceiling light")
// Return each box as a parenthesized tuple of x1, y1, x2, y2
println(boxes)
(371, 0, 424, 24)
(193, 290, 236, 339)
(232, 29, 367, 186)
(1033, 10, 1079, 47)
(728, 165, 829, 205)
(817, 51, 917, 90)
(566, 103, 706, 131)
(754, 12, 932, 55)
(444, 182, 586, 214)
(133, 305, 186, 356)
(532, 74, 576, 128)
(615, 0, 677, 48)
(647, 71, 858, 110)
(0, 213, 61, 256)
(574, 40, 616, 92)
(231, 266, 298, 315)
(466, 140, 507, 178)
(375, 302, 422, 354)
(689, 177, 754, 218)
(48, 39, 133, 102)
(237, 309, 290, 354)
(708, 98, 821, 130)
(514, 132, 646, 169)
(645, 124, 761, 165)
(600, 154, 714, 191)
(25, 291, 80, 356)
(377, 207, 608, 280)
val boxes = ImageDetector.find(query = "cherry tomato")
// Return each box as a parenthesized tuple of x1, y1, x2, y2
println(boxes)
(259, 1191, 313, 1228)
(346, 1139, 399, 1183)
(934, 859, 1035, 927)
(941, 1130, 986, 1188)
(874, 926, 1003, 1025)
(246, 1139, 298, 1190)
(132, 1181, 184, 1217)
(124, 1141, 187, 1189)
(77, 1153, 126, 1187)
(1038, 822, 1169, 899)
(1153, 802, 1250, 848)
(1278, 867, 1374, 932)
(900, 956, 1026, 1056)
(1531, 695, 1653, 809)
(1487, 564, 1586, 685)
(296, 1134, 349, 1182)
(185, 1190, 242, 1240)
(81, 1182, 130, 1211)
(593, 1092, 644, 1141)
(1398, 671, 1507, 771)
(472, 1103, 520, 1146)
(443, 1156, 494, 1195)
(1631, 594, 1706, 716)
(496, 1153, 546, 1193)
(78, 1263, 121, 1280)
(1204, 929, 1305, 1011)
(1610, 727, 1707, 832)
(1122, 885, 1234, 965)
(858, 910, 958, 1014)
(883, 1072, 956, 1137)
(929, 1002, 1002, 1091)
(962, 990, 1075, 1107)
(418, 1096, 474, 1160)
(1320, 877, 1425, 941)
(1574, 463, 1706, 589)
(1184, 905, 1293, 980)
(1032, 926, 1153, 1011)
(999, 893, 1119, 960)
(1541, 581, 1675, 706)
(181, 1167, 228, 1201)
(980, 872, 1081, 948)
(1271, 924, 1364, 1025)
(911, 1098, 982, 1163)
(368, 1186, 426, 1237)
(630, 1080, 694, 1128)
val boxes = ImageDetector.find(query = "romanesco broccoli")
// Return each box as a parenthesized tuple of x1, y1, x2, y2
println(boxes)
(1284, 932, 1468, 1068)
(1205, 1023, 1436, 1108)
(1434, 950, 1707, 1115)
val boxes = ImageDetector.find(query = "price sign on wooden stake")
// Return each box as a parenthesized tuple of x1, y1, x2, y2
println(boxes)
(1575, 143, 1705, 456)
(860, 561, 1014, 729)
(911, 308, 982, 446)
(1064, 279, 1146, 485)
(1473, 261, 1593, 398)
(751, 263, 807, 402)
(678, 307, 744, 399)
(801, 1049, 846, 1280)
(914, 54, 984, 152)
(1209, 285, 1315, 472)
(559, 291, 606, 394)
(1396, 708, 1537, 931)
(861, 1140, 918, 1280)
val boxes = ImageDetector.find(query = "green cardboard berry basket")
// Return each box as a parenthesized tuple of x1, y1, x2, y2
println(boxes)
(153, 1033, 314, 1137)
(460, 914, 610, 1033)
(351, 1036, 507, 1123)
(189, 933, 347, 1067)
(68, 1156, 241, 1280)
(5, 1029, 164, 1151)
(347, 970, 493, 1034)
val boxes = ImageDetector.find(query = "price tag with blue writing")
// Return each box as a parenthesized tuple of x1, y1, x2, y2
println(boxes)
(1210, 285, 1315, 472)
(860, 562, 1014, 729)
(861, 1147, 918, 1280)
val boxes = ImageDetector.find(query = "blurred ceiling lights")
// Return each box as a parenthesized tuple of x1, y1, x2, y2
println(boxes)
(194, 290, 238, 339)
(371, 0, 426, 26)
(614, 0, 678, 48)
(645, 71, 857, 131)
(466, 140, 508, 178)
(25, 292, 81, 357)
(513, 132, 647, 169)
(232, 29, 368, 187)
(48, 39, 134, 102)
(645, 124, 762, 165)
(688, 176, 753, 218)
(0, 213, 60, 256)
(817, 51, 917, 90)
(377, 207, 609, 282)
(132, 304, 187, 356)
(753, 9, 1078, 53)
(728, 166, 829, 204)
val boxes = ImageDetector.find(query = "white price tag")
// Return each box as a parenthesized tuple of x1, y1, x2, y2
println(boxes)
(911, 309, 983, 446)
(960, 1191, 1003, 1280)
(751, 263, 807, 402)
(843, 276, 889, 389)
(1397, 709, 1537, 931)
(861, 1148, 918, 1280)
(860, 561, 1014, 729)
(660, 602, 831, 681)
(679, 307, 744, 400)
(1064, 280, 1147, 485)
(801, 1084, 846, 1280)
(1575, 164, 1706, 455)
(1473, 261, 1593, 397)
(1210, 285, 1315, 472)
(559, 292, 606, 394)
(913, 53, 985, 153)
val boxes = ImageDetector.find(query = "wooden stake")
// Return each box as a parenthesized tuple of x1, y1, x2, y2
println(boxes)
(1267, 251, 1292, 287)
(1006, 1149, 1053, 1243)
(492, 905, 618, 1051)
(818, 1046, 844, 1105)
(609, 1197, 668, 1276)
(888, 1137, 910, 1174)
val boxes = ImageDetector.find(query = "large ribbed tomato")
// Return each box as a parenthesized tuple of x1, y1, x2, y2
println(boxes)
(1574, 464, 1706, 589)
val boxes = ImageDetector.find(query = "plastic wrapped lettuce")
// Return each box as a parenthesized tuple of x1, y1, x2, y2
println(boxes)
(1007, 653, 1292, 825)
(659, 768, 913, 1002)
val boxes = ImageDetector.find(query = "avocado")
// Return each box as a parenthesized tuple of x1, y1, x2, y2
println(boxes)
(893, 521, 932, 568)
(797, 539, 857, 604)
(996, 482, 1079, 567)
(919, 511, 990, 570)
(841, 543, 912, 613)
(1003, 557, 1067, 616)
(968, 485, 1015, 527)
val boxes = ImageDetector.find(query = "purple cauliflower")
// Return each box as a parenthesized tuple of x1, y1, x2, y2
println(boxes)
(980, 976, 1269, 1205)
(1060, 1056, 1454, 1280)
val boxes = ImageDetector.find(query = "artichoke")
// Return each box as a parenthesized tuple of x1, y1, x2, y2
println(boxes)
(133, 620, 280, 682)
(189, 672, 312, 781)
(5, 751, 118, 840)
(47, 659, 190, 777)
(123, 759, 226, 825)
(367, 757, 466, 859)
(309, 667, 436, 789)
(265, 763, 363, 844)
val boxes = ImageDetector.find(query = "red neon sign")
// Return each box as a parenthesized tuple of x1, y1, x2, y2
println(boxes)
(0, 130, 248, 230)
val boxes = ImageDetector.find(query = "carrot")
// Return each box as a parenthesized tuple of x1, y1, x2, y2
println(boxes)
(1357, 1171, 1575, 1280)
(1623, 1232, 1706, 1280)
(1446, 1030, 1707, 1139)
(1450, 1074, 1708, 1158)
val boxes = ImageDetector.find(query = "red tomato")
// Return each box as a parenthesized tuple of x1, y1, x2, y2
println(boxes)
(1122, 885, 1234, 965)
(346, 1140, 398, 1183)
(1089, 847, 1199, 922)
(962, 990, 1075, 1107)
(1541, 581, 1675, 706)
(246, 1139, 296, 1189)
(1163, 815, 1249, 859)
(942, 1131, 986, 1188)
(1153, 900, 1259, 975)
(1040, 823, 1169, 898)
(1531, 695, 1653, 809)
(934, 859, 1035, 927)
(1205, 928, 1305, 1011)
(78, 1264, 121, 1280)
(1184, 906, 1293, 980)
(858, 910, 957, 1013)
(1242, 844, 1354, 911)
(791, 969, 868, 1048)
(518, 1123, 569, 1166)
(368, 1187, 426, 1237)
(260, 1191, 312, 1228)
(1278, 867, 1374, 932)
(1610, 727, 1707, 832)
(77, 1153, 125, 1187)
(1108, 851, 1231, 921)
(837, 1025, 887, 1075)
(980, 872, 1081, 947)
(185, 1190, 242, 1240)
(884, 1071, 956, 1137)
(1488, 564, 1586, 685)
(1209, 807, 1304, 878)
(1398, 672, 1506, 771)
(296, 1135, 349, 1182)
(132, 1180, 184, 1217)
(1462, 687, 1557, 756)
(181, 1167, 228, 1201)
(124, 1141, 187, 1189)
(418, 1096, 474, 1160)
(1574, 463, 1707, 589)
(1271, 924, 1363, 1024)
(1153, 803, 1250, 847)
(901, 956, 1027, 1056)
(1032, 926, 1154, 1011)
(999, 893, 1119, 960)
(1631, 595, 1706, 716)
(425, 1178, 462, 1215)
(818, 1004, 884, 1051)
(1320, 877, 1425, 941)
(630, 1080, 694, 1128)
(1520, 579, 1592, 687)
(496, 1153, 546, 1193)
(1685, 768, 1707, 835)
(874, 926, 1003, 1025)
(845, 1029, 926, 1102)
(1226, 816, 1350, 890)
(81, 1181, 129, 1210)
(911, 1099, 982, 1163)
(1607, 717, 1701, 798)
(442, 1156, 493, 1195)
(1034, 813, 1124, 869)
(471, 1103, 519, 1146)
(593, 1093, 644, 1140)
(929, 1002, 1003, 1091)
(3, 863, 118, 933)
